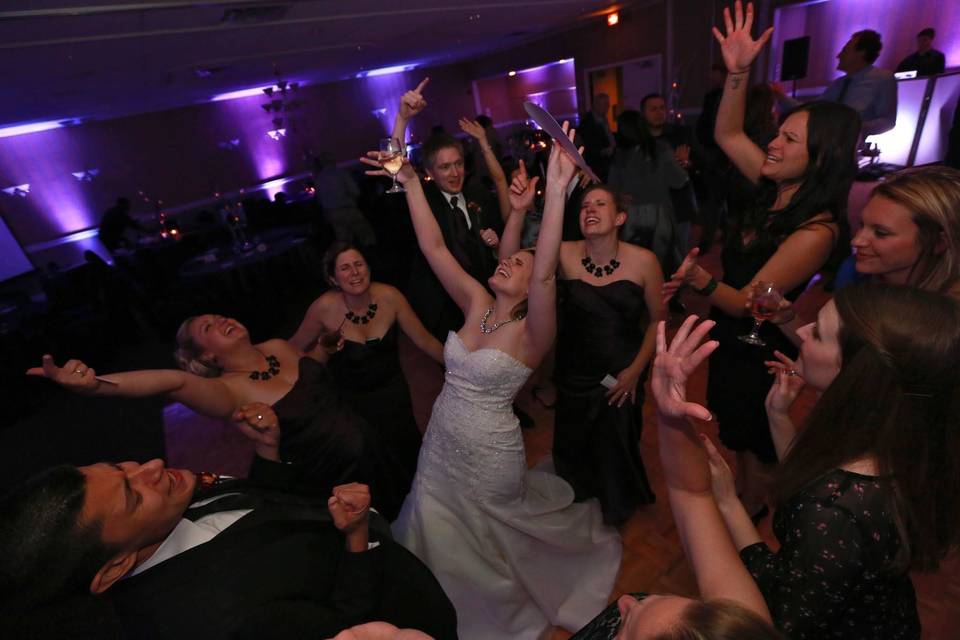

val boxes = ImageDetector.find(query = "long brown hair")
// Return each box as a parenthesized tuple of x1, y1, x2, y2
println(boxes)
(774, 283, 960, 571)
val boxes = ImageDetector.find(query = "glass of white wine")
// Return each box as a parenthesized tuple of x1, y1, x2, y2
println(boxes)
(379, 137, 405, 193)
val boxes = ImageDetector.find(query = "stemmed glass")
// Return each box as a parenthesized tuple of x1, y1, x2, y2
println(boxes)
(379, 138, 405, 193)
(739, 281, 782, 346)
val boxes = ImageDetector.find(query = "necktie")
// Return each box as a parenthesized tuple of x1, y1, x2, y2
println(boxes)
(836, 76, 853, 105)
(184, 492, 260, 522)
(449, 196, 469, 245)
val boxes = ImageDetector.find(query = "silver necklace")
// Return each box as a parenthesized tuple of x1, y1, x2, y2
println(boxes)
(479, 307, 519, 334)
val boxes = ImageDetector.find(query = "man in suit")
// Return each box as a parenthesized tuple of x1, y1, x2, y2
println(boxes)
(896, 28, 946, 78)
(0, 406, 457, 640)
(392, 80, 505, 340)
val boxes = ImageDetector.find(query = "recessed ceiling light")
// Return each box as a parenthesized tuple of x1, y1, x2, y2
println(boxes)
(508, 70, 517, 77)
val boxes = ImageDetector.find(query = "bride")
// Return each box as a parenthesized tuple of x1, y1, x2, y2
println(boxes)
(362, 124, 621, 640)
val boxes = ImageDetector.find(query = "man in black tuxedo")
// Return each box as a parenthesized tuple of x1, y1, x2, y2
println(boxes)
(0, 406, 456, 640)
(391, 80, 506, 340)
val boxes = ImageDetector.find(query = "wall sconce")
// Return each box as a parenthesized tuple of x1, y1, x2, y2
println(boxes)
(71, 169, 100, 182)
(2, 183, 30, 197)
(266, 129, 287, 140)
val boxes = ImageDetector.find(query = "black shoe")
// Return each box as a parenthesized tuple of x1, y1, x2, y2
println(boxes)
(513, 404, 534, 429)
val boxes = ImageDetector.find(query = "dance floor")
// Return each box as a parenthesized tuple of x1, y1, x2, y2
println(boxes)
(165, 243, 959, 639)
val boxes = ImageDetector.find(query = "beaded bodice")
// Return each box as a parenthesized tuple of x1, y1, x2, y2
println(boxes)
(415, 332, 532, 501)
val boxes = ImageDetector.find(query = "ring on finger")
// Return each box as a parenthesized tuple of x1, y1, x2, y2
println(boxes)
(73, 367, 84, 375)
(786, 369, 798, 377)
(256, 414, 263, 421)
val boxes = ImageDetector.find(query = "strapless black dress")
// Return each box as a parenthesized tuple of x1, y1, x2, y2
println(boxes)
(554, 279, 655, 526)
(272, 357, 406, 520)
(328, 324, 422, 501)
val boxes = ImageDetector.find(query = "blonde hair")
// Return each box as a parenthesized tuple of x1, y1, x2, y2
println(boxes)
(653, 598, 784, 640)
(173, 316, 222, 378)
(871, 166, 960, 295)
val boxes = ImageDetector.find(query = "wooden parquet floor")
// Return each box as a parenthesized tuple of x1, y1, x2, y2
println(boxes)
(165, 242, 960, 639)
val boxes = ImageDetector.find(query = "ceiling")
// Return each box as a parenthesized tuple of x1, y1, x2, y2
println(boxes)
(1, 0, 623, 128)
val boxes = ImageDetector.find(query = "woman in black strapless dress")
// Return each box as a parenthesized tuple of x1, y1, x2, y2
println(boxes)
(290, 242, 444, 504)
(500, 182, 666, 525)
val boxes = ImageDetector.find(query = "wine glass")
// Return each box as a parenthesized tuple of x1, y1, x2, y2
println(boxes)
(739, 281, 782, 346)
(379, 137, 405, 193)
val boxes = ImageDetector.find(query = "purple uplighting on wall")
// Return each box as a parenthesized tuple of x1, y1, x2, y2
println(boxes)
(770, 0, 960, 92)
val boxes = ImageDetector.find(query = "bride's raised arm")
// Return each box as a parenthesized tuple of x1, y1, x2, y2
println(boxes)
(361, 155, 488, 316)
(525, 124, 579, 362)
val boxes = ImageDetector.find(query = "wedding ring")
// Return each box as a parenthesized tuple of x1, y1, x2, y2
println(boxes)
(256, 414, 263, 421)
(786, 369, 798, 377)
(73, 367, 84, 375)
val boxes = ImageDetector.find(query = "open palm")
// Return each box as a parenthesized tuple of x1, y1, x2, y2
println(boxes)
(712, 1, 774, 73)
(651, 317, 718, 422)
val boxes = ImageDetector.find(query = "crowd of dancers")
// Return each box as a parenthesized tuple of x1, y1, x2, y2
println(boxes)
(3, 3, 960, 639)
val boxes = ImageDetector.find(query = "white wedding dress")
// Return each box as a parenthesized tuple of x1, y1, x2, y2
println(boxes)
(393, 332, 622, 640)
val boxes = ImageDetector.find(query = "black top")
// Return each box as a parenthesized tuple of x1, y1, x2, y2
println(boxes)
(742, 469, 920, 639)
(896, 49, 946, 77)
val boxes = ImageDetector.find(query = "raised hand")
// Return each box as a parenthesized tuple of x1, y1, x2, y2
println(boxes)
(545, 121, 581, 190)
(652, 317, 718, 422)
(398, 78, 430, 120)
(712, 1, 774, 73)
(328, 482, 371, 535)
(508, 159, 540, 213)
(27, 354, 101, 395)
(360, 152, 417, 185)
(458, 117, 488, 143)
(661, 247, 701, 304)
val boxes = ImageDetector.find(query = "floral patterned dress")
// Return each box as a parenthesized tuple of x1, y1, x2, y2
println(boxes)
(741, 469, 920, 639)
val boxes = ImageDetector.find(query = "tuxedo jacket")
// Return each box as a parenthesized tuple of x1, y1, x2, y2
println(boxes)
(108, 457, 457, 640)
(406, 180, 503, 340)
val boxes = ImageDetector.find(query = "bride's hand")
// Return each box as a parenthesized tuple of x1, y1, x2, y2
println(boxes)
(651, 316, 718, 422)
(545, 121, 582, 191)
(360, 153, 418, 185)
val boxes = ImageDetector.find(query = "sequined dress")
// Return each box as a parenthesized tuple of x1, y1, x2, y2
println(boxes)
(392, 332, 622, 640)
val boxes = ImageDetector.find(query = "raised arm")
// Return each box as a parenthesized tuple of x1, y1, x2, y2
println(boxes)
(651, 317, 772, 620)
(459, 118, 511, 222)
(388, 285, 444, 364)
(498, 160, 539, 259)
(28, 355, 239, 419)
(391, 78, 430, 151)
(290, 296, 330, 352)
(712, 1, 774, 184)
(361, 157, 487, 314)
(525, 124, 578, 362)
(664, 222, 835, 316)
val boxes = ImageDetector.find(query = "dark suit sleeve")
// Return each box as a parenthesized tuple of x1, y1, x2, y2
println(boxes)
(247, 455, 301, 490)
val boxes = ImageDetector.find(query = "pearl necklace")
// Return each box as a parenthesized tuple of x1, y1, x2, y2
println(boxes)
(479, 307, 521, 334)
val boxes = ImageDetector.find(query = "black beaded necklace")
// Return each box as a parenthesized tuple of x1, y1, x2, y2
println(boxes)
(226, 354, 281, 381)
(581, 254, 621, 278)
(345, 302, 377, 325)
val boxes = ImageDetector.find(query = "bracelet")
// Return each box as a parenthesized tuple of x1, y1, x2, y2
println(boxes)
(691, 277, 718, 296)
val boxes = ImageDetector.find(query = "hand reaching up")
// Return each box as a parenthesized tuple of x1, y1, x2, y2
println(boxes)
(360, 152, 417, 185)
(398, 78, 430, 120)
(651, 317, 718, 422)
(458, 117, 488, 144)
(712, 1, 774, 73)
(545, 121, 581, 191)
(508, 159, 540, 213)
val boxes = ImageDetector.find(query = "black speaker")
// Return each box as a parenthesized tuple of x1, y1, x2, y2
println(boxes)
(781, 36, 811, 81)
